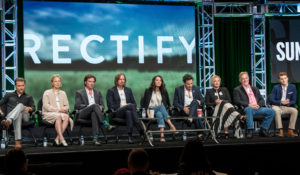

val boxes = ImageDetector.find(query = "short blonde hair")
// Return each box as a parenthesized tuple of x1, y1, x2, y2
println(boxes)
(210, 75, 221, 86)
(51, 74, 61, 83)
(239, 72, 249, 81)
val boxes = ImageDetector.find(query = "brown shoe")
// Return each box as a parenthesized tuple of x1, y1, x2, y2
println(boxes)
(1, 120, 10, 130)
(288, 129, 298, 137)
(14, 141, 22, 149)
(278, 129, 284, 137)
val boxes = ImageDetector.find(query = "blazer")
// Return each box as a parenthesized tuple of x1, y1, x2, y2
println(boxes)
(269, 83, 297, 106)
(205, 87, 232, 107)
(74, 88, 104, 110)
(106, 86, 136, 110)
(173, 85, 204, 111)
(233, 85, 265, 108)
(142, 88, 170, 109)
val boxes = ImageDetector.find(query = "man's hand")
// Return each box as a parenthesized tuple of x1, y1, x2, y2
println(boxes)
(281, 99, 290, 105)
(24, 106, 32, 113)
(197, 100, 201, 105)
(183, 107, 190, 115)
(215, 99, 222, 105)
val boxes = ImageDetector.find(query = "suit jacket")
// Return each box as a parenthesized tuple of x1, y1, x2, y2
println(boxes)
(269, 83, 297, 106)
(205, 87, 232, 107)
(74, 88, 104, 110)
(142, 88, 170, 109)
(233, 85, 265, 108)
(173, 85, 204, 110)
(106, 86, 136, 110)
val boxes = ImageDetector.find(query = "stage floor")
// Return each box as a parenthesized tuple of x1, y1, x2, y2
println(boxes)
(0, 135, 300, 174)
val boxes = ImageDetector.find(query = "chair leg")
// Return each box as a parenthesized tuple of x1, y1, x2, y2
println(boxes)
(99, 126, 107, 144)
(28, 128, 37, 146)
(66, 127, 72, 145)
(78, 125, 82, 145)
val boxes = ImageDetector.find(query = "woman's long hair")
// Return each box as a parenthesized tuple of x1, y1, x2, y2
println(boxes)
(149, 75, 166, 93)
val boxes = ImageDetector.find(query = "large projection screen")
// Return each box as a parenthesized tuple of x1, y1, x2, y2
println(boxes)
(268, 17, 300, 83)
(23, 0, 197, 109)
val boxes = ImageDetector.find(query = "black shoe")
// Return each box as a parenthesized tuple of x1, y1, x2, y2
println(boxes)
(186, 120, 192, 127)
(259, 128, 270, 137)
(247, 129, 253, 139)
(93, 140, 101, 146)
(107, 125, 116, 132)
(128, 136, 134, 144)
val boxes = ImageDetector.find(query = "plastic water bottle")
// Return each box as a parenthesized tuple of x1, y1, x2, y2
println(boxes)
(142, 108, 146, 118)
(2, 130, 7, 142)
(43, 137, 47, 147)
(149, 133, 153, 141)
(183, 131, 187, 142)
(1, 138, 5, 149)
(80, 135, 85, 146)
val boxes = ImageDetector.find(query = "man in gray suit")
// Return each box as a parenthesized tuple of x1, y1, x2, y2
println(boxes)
(75, 74, 115, 145)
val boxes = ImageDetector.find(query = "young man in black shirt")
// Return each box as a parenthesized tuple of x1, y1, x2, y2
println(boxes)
(0, 78, 35, 148)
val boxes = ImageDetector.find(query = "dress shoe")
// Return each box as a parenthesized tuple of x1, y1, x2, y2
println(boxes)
(93, 139, 102, 145)
(247, 129, 253, 139)
(107, 125, 116, 132)
(288, 129, 298, 137)
(1, 120, 10, 130)
(259, 128, 270, 137)
(61, 140, 68, 147)
(278, 129, 284, 137)
(128, 136, 134, 144)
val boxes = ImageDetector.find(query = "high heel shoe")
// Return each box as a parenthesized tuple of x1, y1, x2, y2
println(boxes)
(239, 115, 246, 123)
(160, 136, 166, 143)
(225, 133, 229, 139)
(170, 127, 179, 134)
(54, 139, 60, 146)
(61, 140, 68, 147)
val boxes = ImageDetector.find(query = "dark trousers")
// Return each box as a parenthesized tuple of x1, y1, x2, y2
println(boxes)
(115, 104, 144, 135)
(78, 104, 105, 136)
(180, 100, 205, 129)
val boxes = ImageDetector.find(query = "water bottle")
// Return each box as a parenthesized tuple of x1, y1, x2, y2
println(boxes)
(43, 137, 47, 147)
(142, 108, 146, 118)
(2, 130, 7, 142)
(80, 135, 85, 146)
(183, 131, 187, 142)
(1, 138, 5, 149)
(149, 132, 153, 141)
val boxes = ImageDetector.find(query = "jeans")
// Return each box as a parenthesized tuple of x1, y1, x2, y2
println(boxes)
(244, 106, 275, 130)
(152, 105, 170, 128)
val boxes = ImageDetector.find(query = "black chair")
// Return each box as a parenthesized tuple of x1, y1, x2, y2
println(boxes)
(0, 104, 37, 146)
(72, 109, 108, 144)
(36, 99, 72, 145)
(106, 108, 127, 143)
(266, 95, 298, 136)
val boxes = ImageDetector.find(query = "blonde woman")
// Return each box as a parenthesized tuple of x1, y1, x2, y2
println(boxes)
(42, 75, 73, 146)
(205, 75, 245, 139)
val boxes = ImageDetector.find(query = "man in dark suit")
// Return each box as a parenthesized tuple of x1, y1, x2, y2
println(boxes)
(233, 72, 275, 139)
(106, 73, 144, 144)
(75, 74, 115, 145)
(269, 72, 298, 137)
(173, 74, 205, 135)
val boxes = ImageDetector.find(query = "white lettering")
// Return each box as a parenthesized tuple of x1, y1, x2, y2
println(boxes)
(110, 35, 129, 64)
(179, 37, 195, 64)
(24, 34, 41, 64)
(157, 36, 173, 64)
(52, 35, 71, 64)
(81, 35, 105, 64)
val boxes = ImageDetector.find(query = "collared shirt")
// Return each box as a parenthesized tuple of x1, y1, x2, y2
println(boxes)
(244, 87, 257, 105)
(184, 87, 193, 107)
(281, 85, 287, 102)
(117, 88, 127, 106)
(149, 91, 162, 108)
(0, 91, 35, 114)
(85, 88, 95, 106)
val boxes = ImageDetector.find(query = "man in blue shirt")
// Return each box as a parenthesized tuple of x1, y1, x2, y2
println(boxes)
(269, 72, 298, 137)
